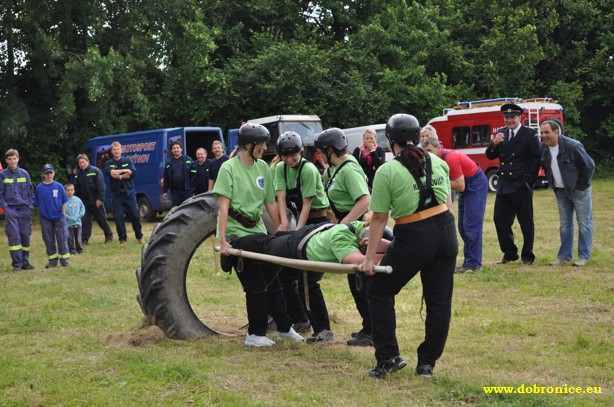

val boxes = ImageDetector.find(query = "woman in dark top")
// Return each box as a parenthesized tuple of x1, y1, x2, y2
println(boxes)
(352, 128, 386, 189)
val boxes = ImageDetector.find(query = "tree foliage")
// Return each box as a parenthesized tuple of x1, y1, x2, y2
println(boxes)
(1, 0, 612, 171)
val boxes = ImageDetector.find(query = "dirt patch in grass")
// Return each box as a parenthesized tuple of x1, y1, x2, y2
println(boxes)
(106, 325, 166, 347)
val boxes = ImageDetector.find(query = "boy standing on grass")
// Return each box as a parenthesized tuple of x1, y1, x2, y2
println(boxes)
(34, 164, 70, 268)
(65, 183, 85, 255)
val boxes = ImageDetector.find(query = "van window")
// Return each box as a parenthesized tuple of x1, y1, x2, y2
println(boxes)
(471, 125, 490, 146)
(452, 127, 470, 148)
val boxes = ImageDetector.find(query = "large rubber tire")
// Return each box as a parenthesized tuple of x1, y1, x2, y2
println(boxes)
(136, 193, 219, 339)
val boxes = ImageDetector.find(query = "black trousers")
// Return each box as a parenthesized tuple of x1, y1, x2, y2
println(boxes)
(493, 186, 535, 262)
(82, 203, 113, 242)
(235, 221, 332, 334)
(368, 211, 457, 365)
(227, 253, 293, 337)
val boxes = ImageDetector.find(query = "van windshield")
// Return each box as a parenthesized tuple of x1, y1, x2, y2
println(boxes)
(280, 121, 323, 146)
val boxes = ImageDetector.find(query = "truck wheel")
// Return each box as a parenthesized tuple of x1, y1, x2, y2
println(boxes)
(138, 197, 155, 222)
(136, 193, 219, 339)
(486, 169, 499, 193)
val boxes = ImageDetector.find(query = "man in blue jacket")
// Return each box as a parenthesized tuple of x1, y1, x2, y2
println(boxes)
(104, 141, 144, 246)
(486, 103, 540, 265)
(162, 140, 193, 206)
(540, 120, 595, 267)
(0, 149, 35, 270)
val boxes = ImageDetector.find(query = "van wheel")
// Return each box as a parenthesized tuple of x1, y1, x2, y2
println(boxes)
(138, 197, 155, 222)
(136, 193, 219, 339)
(486, 169, 499, 193)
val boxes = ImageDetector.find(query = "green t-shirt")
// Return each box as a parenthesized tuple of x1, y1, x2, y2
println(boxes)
(322, 155, 369, 213)
(275, 159, 329, 210)
(213, 156, 275, 237)
(305, 221, 365, 263)
(369, 152, 450, 219)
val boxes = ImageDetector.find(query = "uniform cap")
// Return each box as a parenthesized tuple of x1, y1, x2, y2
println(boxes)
(501, 103, 523, 117)
(42, 164, 55, 173)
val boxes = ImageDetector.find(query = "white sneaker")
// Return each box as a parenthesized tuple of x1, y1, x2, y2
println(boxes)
(277, 327, 305, 342)
(245, 334, 276, 347)
(572, 259, 589, 267)
(549, 258, 570, 266)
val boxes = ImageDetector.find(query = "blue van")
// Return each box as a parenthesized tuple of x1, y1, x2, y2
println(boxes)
(83, 127, 225, 221)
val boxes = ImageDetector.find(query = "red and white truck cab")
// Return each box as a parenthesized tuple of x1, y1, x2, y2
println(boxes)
(428, 97, 564, 192)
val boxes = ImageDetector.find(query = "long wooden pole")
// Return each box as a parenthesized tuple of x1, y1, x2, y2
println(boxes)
(216, 247, 392, 275)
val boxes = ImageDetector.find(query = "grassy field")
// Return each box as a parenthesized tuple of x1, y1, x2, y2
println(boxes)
(1, 180, 612, 406)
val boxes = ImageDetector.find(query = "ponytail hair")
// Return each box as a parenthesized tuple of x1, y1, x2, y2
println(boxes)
(397, 142, 426, 177)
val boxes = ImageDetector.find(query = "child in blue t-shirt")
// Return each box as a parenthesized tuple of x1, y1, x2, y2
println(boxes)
(34, 164, 69, 268)
(65, 183, 85, 254)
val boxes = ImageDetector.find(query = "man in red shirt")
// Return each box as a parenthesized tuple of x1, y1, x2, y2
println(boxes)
(422, 137, 489, 272)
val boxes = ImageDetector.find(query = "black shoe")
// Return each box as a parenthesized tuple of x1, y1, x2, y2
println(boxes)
(497, 256, 518, 264)
(368, 356, 408, 379)
(21, 263, 35, 270)
(104, 235, 113, 243)
(82, 240, 89, 245)
(45, 263, 58, 269)
(455, 265, 479, 273)
(12, 267, 22, 271)
(521, 259, 534, 265)
(347, 330, 373, 347)
(416, 363, 433, 378)
(292, 320, 312, 334)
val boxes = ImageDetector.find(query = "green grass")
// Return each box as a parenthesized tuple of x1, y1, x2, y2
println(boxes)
(1, 180, 613, 406)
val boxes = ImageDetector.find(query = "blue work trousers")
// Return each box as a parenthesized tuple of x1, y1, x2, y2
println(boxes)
(5, 206, 32, 268)
(457, 168, 488, 268)
(111, 192, 143, 241)
(40, 216, 70, 266)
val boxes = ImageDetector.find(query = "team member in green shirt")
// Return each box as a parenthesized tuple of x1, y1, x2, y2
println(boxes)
(214, 123, 304, 348)
(275, 132, 334, 343)
(314, 128, 373, 347)
(361, 113, 458, 379)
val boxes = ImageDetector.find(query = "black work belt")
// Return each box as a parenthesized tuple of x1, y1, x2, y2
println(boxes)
(296, 223, 335, 260)
(228, 207, 259, 228)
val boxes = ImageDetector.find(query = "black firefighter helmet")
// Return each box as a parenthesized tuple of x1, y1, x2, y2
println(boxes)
(314, 127, 348, 152)
(238, 123, 271, 147)
(385, 114, 421, 145)
(277, 131, 304, 156)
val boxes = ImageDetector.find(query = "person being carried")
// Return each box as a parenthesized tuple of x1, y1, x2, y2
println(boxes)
(65, 183, 86, 255)
(34, 164, 70, 268)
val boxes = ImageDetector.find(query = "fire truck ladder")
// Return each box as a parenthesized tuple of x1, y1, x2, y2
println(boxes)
(527, 107, 540, 131)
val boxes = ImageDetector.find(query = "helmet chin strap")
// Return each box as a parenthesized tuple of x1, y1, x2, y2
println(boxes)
(325, 148, 333, 167)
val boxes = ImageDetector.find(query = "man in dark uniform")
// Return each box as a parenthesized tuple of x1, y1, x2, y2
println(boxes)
(486, 103, 540, 265)
(162, 140, 193, 207)
(189, 147, 211, 195)
(74, 154, 113, 244)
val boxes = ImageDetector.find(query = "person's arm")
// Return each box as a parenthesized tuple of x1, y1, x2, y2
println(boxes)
(574, 143, 595, 191)
(276, 190, 290, 232)
(339, 194, 370, 224)
(265, 200, 280, 230)
(371, 147, 385, 169)
(450, 175, 465, 192)
(360, 211, 389, 276)
(208, 179, 215, 191)
(296, 196, 313, 229)
(62, 203, 67, 215)
(485, 130, 505, 160)
(217, 195, 232, 255)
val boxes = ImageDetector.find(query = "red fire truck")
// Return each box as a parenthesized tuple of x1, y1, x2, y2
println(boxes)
(427, 97, 564, 192)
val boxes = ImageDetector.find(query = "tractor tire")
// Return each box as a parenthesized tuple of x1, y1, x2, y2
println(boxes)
(136, 192, 220, 339)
